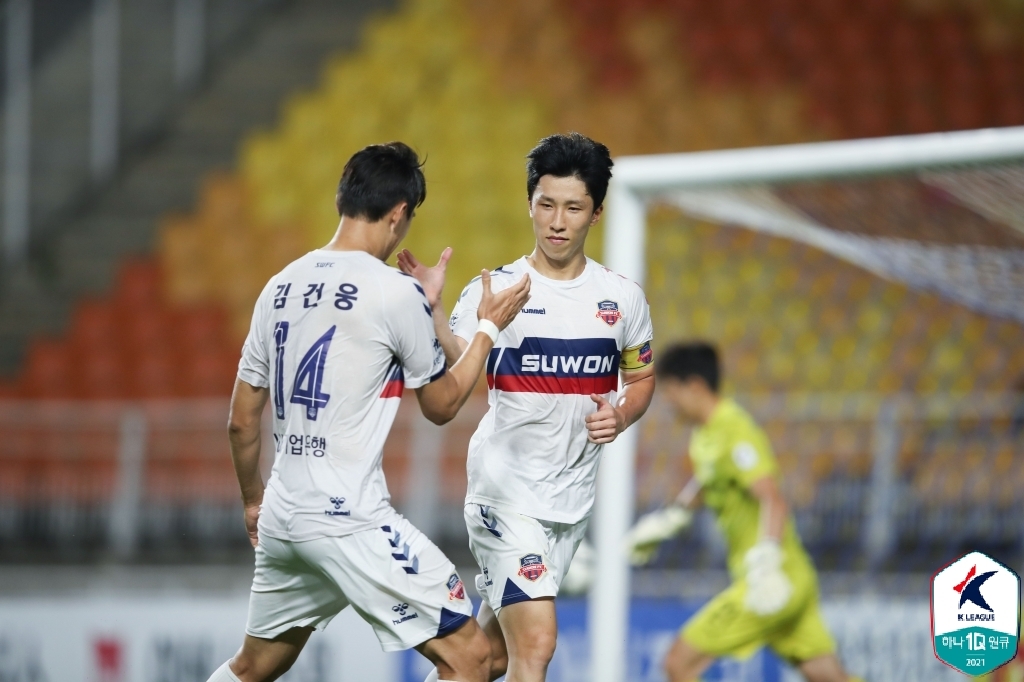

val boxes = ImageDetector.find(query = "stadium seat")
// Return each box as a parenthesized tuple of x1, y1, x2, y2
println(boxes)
(5, 0, 1021, 565)
(22, 339, 75, 399)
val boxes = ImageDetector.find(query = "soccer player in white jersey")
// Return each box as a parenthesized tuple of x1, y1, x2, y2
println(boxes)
(399, 133, 656, 682)
(206, 142, 531, 682)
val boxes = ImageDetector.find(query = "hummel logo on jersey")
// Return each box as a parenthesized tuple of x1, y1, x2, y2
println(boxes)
(521, 307, 546, 314)
(392, 603, 419, 625)
(325, 496, 350, 517)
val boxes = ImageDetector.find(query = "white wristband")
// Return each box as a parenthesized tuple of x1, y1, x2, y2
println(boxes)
(476, 319, 499, 344)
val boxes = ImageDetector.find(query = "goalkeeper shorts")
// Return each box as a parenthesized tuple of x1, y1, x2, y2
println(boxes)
(681, 568, 836, 664)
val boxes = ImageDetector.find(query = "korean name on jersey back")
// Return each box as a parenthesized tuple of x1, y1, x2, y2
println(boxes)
(486, 337, 620, 394)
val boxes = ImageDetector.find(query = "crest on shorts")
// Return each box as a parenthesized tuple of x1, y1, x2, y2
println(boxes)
(596, 300, 622, 326)
(447, 573, 466, 601)
(518, 554, 547, 582)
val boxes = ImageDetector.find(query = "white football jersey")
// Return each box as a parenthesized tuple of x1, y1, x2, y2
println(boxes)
(450, 256, 653, 524)
(237, 249, 446, 542)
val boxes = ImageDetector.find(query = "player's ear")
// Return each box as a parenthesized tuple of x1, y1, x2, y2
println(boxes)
(589, 204, 603, 226)
(388, 202, 409, 231)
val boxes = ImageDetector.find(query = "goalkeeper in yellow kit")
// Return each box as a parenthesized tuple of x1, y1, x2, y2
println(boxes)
(626, 343, 861, 682)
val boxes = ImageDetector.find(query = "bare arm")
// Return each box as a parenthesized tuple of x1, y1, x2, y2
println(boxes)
(749, 475, 788, 542)
(584, 364, 656, 444)
(415, 269, 530, 424)
(433, 308, 469, 366)
(227, 378, 269, 548)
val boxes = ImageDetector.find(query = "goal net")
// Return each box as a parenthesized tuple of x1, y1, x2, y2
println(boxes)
(590, 127, 1024, 682)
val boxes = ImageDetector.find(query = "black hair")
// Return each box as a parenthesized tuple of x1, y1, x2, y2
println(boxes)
(525, 132, 614, 209)
(655, 342, 720, 392)
(335, 142, 426, 221)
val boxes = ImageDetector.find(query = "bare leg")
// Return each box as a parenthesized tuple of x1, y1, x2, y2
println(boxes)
(416, 617, 492, 682)
(477, 601, 509, 681)
(799, 654, 857, 682)
(663, 637, 714, 682)
(496, 598, 557, 682)
(209, 627, 313, 682)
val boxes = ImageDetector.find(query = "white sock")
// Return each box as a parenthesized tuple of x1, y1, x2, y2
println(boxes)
(207, 661, 242, 682)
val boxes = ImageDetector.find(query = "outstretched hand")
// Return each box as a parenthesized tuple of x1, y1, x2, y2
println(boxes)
(397, 247, 451, 309)
(477, 269, 531, 332)
(585, 393, 626, 444)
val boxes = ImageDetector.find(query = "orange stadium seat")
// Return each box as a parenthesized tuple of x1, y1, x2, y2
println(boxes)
(21, 339, 75, 399)
(2, 0, 1022, 563)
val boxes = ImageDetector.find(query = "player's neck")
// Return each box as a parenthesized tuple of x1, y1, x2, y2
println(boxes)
(526, 247, 587, 281)
(696, 394, 720, 425)
(322, 216, 393, 261)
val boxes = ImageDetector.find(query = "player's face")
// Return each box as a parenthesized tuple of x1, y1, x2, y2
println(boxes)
(661, 377, 704, 423)
(529, 175, 603, 264)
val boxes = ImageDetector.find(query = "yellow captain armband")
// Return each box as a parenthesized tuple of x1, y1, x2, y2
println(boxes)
(620, 340, 654, 371)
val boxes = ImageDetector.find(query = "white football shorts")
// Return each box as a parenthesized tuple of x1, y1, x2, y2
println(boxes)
(246, 513, 473, 651)
(464, 503, 589, 615)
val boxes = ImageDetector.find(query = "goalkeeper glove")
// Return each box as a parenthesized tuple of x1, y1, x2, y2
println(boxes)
(743, 540, 793, 616)
(624, 506, 692, 565)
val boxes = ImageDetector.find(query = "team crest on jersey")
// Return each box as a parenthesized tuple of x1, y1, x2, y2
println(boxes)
(518, 554, 547, 582)
(595, 300, 622, 326)
(447, 573, 466, 601)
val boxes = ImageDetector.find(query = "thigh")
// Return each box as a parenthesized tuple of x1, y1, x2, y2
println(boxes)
(246, 534, 349, 640)
(477, 600, 508, 668)
(310, 515, 474, 652)
(416, 616, 489, 680)
(496, 597, 557, 655)
(797, 654, 849, 682)
(663, 636, 715, 682)
(464, 504, 561, 615)
(234, 627, 314, 682)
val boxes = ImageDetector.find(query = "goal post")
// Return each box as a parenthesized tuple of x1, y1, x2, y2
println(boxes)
(591, 125, 1024, 682)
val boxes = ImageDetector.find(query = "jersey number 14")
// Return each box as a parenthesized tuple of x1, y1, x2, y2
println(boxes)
(273, 322, 336, 421)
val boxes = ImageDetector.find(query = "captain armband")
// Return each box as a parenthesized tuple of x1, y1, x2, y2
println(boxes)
(620, 340, 654, 371)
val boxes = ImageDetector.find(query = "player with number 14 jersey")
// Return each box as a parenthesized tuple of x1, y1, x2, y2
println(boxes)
(207, 142, 531, 682)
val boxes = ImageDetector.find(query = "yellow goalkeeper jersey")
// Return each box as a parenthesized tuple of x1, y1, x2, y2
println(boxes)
(688, 398, 813, 580)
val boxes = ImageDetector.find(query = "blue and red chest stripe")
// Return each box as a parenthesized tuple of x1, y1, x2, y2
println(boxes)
(486, 337, 620, 394)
